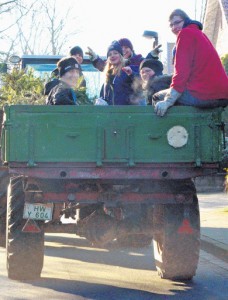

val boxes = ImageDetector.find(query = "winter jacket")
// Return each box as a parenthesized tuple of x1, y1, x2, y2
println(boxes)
(171, 23, 228, 100)
(46, 81, 77, 105)
(127, 53, 143, 66)
(100, 66, 139, 105)
(145, 75, 172, 104)
(44, 78, 60, 96)
(131, 75, 172, 105)
(171, 20, 203, 64)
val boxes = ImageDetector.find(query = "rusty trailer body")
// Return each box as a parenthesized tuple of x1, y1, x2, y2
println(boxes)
(0, 104, 225, 281)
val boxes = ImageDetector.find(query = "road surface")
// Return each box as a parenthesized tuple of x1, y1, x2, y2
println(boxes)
(0, 233, 228, 300)
(1, 192, 228, 300)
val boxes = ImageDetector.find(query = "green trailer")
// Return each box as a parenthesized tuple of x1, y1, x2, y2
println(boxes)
(0, 104, 225, 281)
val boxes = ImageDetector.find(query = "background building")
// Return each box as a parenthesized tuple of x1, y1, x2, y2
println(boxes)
(203, 0, 228, 57)
(166, 42, 175, 75)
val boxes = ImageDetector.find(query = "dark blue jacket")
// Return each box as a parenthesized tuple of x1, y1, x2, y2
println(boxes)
(100, 66, 139, 105)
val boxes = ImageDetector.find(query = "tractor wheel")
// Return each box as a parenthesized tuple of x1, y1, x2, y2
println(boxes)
(0, 169, 9, 247)
(0, 213, 6, 247)
(6, 176, 44, 280)
(153, 194, 200, 280)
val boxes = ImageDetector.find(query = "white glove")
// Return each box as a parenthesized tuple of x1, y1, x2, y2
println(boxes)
(86, 47, 98, 61)
(94, 98, 108, 106)
(150, 44, 162, 58)
(154, 88, 181, 116)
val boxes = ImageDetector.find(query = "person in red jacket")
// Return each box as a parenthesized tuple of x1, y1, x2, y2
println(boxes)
(154, 9, 228, 116)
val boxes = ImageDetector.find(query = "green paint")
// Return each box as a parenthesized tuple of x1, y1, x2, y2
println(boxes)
(1, 105, 223, 165)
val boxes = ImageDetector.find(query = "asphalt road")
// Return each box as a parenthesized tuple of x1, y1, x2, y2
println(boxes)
(0, 232, 228, 300)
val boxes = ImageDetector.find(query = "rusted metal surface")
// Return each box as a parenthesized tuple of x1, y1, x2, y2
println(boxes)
(8, 162, 219, 180)
(25, 191, 194, 205)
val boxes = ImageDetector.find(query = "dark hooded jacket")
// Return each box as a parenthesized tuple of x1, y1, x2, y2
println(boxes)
(44, 78, 60, 96)
(145, 75, 172, 104)
(131, 75, 172, 105)
(46, 81, 77, 105)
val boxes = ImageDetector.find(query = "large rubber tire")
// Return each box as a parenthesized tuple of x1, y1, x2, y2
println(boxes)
(0, 169, 9, 247)
(153, 194, 200, 280)
(6, 176, 44, 280)
(0, 212, 6, 247)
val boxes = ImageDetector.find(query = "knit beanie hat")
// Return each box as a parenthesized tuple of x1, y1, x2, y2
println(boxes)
(118, 38, 133, 51)
(139, 59, 163, 76)
(69, 46, 84, 57)
(107, 41, 123, 57)
(57, 57, 80, 77)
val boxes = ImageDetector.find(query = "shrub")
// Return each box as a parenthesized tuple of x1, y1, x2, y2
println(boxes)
(74, 76, 93, 105)
(221, 53, 228, 74)
(0, 68, 46, 108)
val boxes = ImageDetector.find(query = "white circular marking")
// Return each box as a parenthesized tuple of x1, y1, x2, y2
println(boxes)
(167, 126, 188, 148)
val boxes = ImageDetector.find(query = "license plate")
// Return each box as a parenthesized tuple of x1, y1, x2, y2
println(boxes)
(23, 203, 53, 221)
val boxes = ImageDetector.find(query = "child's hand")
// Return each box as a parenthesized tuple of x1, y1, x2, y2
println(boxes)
(151, 44, 162, 58)
(86, 47, 98, 61)
(122, 66, 133, 76)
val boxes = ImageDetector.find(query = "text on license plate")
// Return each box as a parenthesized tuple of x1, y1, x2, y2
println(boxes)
(23, 203, 53, 220)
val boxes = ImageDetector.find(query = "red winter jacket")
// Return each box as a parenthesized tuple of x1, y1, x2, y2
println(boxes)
(171, 24, 228, 100)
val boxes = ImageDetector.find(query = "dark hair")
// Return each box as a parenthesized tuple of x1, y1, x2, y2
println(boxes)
(69, 46, 83, 57)
(169, 9, 190, 22)
(118, 38, 133, 51)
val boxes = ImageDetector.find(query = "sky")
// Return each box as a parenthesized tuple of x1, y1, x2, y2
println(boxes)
(1, 0, 206, 62)
(61, 0, 205, 61)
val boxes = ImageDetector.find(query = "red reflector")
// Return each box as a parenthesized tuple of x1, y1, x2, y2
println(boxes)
(178, 219, 193, 234)
(22, 219, 41, 233)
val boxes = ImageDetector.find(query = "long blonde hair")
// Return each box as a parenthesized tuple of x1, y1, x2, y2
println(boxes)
(104, 54, 126, 83)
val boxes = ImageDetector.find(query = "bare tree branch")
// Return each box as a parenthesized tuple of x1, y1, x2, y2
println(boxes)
(1, 0, 81, 57)
(41, 0, 79, 55)
(0, 0, 39, 34)
(0, 0, 17, 12)
(0, 0, 17, 7)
